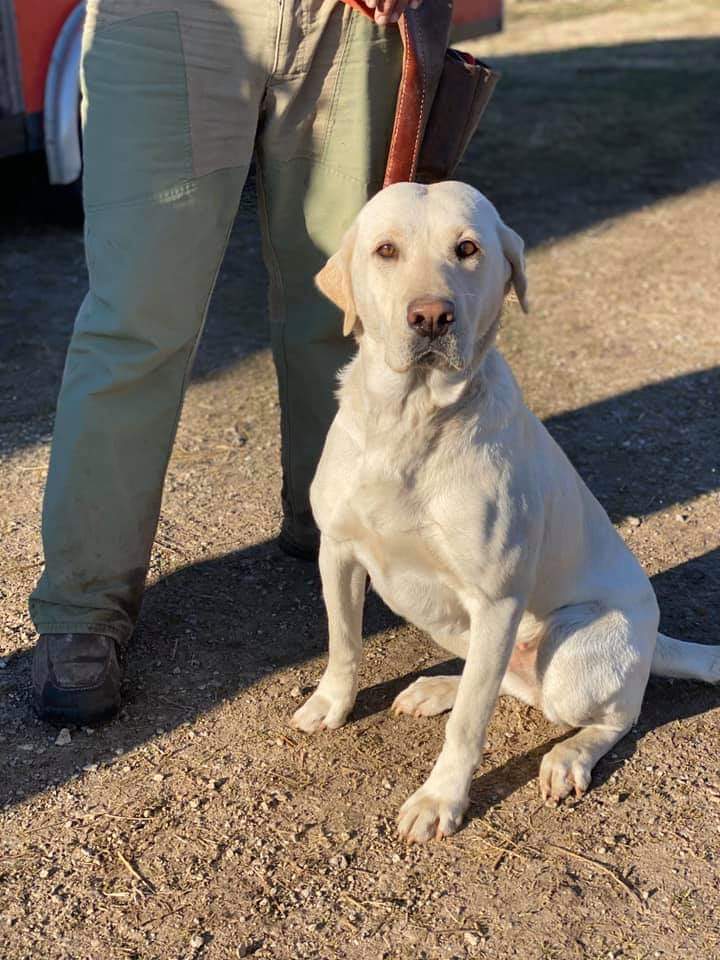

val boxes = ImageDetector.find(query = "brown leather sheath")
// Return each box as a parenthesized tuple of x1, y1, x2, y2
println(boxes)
(340, 1, 499, 186)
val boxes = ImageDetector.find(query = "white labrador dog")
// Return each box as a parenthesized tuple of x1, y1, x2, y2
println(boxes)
(291, 181, 719, 843)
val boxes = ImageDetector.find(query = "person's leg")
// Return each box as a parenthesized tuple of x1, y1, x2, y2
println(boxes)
(256, 1, 402, 556)
(29, 0, 268, 720)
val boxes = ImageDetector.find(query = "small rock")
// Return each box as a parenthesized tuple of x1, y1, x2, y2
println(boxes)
(55, 728, 72, 746)
(237, 942, 260, 958)
(0, 659, 8, 669)
(675, 513, 688, 522)
(290, 686, 302, 698)
(82, 763, 99, 773)
(381, 778, 392, 790)
(190, 933, 205, 951)
(330, 853, 348, 869)
(464, 932, 481, 948)
(151, 773, 165, 783)
(628, 516, 641, 527)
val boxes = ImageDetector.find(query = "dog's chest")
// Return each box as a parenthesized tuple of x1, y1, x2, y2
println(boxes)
(327, 449, 471, 636)
(330, 434, 434, 539)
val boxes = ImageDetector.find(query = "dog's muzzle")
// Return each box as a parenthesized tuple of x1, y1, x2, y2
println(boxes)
(413, 337, 464, 371)
(405, 296, 464, 371)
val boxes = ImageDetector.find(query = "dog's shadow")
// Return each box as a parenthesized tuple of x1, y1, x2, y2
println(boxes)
(355, 669, 563, 813)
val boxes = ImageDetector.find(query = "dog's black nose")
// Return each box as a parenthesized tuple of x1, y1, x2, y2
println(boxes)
(406, 298, 455, 339)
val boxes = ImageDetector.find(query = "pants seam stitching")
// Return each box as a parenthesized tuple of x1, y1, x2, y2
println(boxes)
(174, 9, 197, 179)
(321, 8, 356, 162)
(263, 155, 382, 188)
(147, 188, 242, 590)
(254, 159, 294, 526)
(84, 179, 197, 214)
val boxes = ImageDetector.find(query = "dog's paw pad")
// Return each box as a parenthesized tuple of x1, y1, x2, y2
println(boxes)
(290, 690, 351, 734)
(539, 744, 592, 804)
(392, 676, 459, 718)
(397, 788, 467, 843)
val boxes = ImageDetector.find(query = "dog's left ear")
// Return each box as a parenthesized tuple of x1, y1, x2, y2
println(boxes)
(499, 222, 529, 314)
(315, 224, 360, 337)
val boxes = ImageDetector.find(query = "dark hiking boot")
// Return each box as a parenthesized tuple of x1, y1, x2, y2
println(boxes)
(32, 633, 124, 725)
(279, 483, 320, 562)
(277, 508, 320, 562)
(277, 523, 319, 562)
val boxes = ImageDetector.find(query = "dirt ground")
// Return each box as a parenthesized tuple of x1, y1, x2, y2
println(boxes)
(1, 1, 719, 958)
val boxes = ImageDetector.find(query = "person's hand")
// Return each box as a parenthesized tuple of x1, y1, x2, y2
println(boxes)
(366, 0, 423, 27)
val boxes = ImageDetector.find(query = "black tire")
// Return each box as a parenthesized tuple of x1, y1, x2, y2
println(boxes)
(48, 103, 84, 226)
(49, 175, 84, 226)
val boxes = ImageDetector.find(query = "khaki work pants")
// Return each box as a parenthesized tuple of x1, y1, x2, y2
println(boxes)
(30, 0, 402, 643)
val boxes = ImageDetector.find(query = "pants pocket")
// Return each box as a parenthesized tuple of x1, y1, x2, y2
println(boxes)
(82, 10, 193, 210)
(320, 12, 402, 185)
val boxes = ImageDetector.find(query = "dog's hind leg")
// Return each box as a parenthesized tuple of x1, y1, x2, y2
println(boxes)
(392, 675, 460, 717)
(539, 721, 632, 804)
(391, 666, 539, 718)
(393, 620, 542, 718)
(391, 630, 467, 718)
(536, 601, 656, 804)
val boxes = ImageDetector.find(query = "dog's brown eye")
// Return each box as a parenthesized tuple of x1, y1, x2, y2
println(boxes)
(376, 242, 397, 260)
(456, 239, 479, 260)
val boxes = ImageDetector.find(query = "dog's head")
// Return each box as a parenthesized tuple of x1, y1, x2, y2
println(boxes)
(316, 181, 528, 375)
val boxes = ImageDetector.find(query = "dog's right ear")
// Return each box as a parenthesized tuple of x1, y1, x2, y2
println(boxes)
(315, 224, 359, 337)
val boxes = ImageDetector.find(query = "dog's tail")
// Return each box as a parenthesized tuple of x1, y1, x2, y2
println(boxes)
(650, 633, 720, 683)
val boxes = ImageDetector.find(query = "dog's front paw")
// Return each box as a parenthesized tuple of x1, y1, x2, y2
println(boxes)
(397, 786, 469, 843)
(290, 689, 353, 733)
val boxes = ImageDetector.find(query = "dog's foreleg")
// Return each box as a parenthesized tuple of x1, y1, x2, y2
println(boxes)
(397, 597, 523, 842)
(291, 536, 366, 733)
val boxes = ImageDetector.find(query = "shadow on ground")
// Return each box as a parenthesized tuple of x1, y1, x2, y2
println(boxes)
(461, 36, 720, 246)
(1, 540, 718, 816)
(545, 366, 720, 524)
